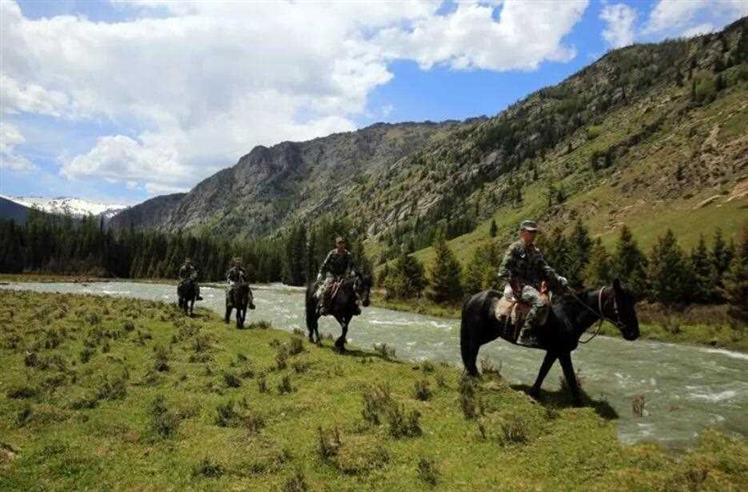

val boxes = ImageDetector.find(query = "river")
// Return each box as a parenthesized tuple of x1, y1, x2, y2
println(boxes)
(2, 280, 746, 447)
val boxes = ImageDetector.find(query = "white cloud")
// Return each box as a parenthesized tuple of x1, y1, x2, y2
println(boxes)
(1, 0, 589, 195)
(645, 0, 748, 35)
(682, 23, 717, 37)
(600, 3, 638, 48)
(376, 1, 588, 71)
(0, 122, 35, 173)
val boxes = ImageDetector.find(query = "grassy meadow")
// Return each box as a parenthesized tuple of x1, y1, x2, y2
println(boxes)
(1, 290, 747, 490)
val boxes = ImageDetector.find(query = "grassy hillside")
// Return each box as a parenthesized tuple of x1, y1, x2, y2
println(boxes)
(1, 290, 747, 490)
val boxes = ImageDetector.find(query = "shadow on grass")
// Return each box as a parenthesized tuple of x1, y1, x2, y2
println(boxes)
(510, 383, 619, 420)
(315, 342, 402, 364)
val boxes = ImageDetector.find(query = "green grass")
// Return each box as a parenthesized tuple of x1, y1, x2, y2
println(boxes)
(1, 290, 746, 490)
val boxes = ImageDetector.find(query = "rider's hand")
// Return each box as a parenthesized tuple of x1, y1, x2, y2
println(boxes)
(558, 276, 569, 288)
(316, 274, 322, 282)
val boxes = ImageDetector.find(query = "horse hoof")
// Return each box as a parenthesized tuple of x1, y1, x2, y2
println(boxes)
(528, 388, 542, 401)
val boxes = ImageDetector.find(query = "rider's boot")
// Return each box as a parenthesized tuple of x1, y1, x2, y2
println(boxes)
(517, 306, 541, 346)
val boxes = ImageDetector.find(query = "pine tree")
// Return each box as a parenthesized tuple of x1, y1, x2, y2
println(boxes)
(711, 228, 734, 299)
(647, 229, 690, 305)
(427, 235, 463, 303)
(489, 219, 498, 238)
(567, 220, 592, 288)
(584, 238, 612, 286)
(384, 253, 426, 299)
(612, 225, 648, 296)
(689, 235, 714, 303)
(723, 224, 748, 322)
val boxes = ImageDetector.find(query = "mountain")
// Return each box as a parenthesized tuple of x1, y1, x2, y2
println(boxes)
(112, 18, 748, 261)
(108, 193, 186, 230)
(0, 196, 32, 224)
(1, 195, 127, 220)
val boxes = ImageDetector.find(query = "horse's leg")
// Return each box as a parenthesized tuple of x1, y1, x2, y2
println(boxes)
(529, 351, 558, 400)
(558, 352, 582, 406)
(189, 299, 194, 316)
(334, 315, 347, 352)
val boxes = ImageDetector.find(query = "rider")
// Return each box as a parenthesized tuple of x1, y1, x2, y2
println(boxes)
(497, 220, 568, 345)
(226, 257, 255, 309)
(178, 257, 203, 301)
(315, 236, 360, 315)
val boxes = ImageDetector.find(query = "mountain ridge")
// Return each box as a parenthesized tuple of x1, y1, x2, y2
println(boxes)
(111, 18, 748, 259)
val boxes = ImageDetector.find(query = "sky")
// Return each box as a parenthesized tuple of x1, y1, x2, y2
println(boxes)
(1, 0, 747, 206)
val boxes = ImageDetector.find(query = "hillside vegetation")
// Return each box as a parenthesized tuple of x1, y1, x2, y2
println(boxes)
(1, 290, 747, 490)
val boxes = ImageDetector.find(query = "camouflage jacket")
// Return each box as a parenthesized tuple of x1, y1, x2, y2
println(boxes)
(178, 264, 198, 281)
(226, 266, 247, 284)
(319, 249, 356, 278)
(497, 240, 561, 289)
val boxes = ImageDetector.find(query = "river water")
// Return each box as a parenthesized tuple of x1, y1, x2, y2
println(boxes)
(2, 281, 746, 447)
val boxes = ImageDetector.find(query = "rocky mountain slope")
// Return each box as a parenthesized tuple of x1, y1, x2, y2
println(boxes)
(112, 18, 748, 260)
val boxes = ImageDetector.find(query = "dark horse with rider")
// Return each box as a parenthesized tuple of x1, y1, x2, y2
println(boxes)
(225, 257, 255, 329)
(177, 258, 203, 316)
(306, 236, 372, 352)
(460, 220, 640, 405)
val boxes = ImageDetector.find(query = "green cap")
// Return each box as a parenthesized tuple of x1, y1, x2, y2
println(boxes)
(520, 220, 539, 232)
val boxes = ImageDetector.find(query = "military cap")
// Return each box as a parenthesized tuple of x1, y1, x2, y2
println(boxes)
(519, 220, 539, 232)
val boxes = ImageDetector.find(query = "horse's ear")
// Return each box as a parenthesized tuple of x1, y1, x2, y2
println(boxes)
(612, 278, 622, 292)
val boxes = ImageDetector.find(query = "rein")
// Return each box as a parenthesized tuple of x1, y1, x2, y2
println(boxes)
(567, 287, 624, 344)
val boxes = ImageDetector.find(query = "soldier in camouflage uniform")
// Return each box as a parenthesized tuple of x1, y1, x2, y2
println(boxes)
(497, 220, 568, 345)
(315, 237, 359, 315)
(226, 257, 255, 309)
(178, 258, 203, 300)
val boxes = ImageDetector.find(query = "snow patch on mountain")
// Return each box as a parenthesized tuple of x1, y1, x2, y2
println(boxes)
(0, 195, 128, 219)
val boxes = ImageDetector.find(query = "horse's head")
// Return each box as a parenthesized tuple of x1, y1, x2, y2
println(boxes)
(355, 274, 372, 307)
(608, 279, 639, 341)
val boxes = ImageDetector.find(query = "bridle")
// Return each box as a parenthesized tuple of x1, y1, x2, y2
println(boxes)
(568, 286, 627, 344)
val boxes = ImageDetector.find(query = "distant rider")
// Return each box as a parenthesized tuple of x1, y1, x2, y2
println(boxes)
(178, 257, 203, 300)
(316, 236, 360, 315)
(497, 220, 568, 345)
(226, 257, 255, 309)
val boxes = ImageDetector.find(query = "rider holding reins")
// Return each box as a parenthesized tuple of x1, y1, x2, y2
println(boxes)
(497, 220, 568, 345)
(315, 236, 360, 316)
(178, 257, 203, 301)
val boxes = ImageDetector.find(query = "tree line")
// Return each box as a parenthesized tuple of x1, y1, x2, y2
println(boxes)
(0, 211, 369, 285)
(379, 220, 748, 322)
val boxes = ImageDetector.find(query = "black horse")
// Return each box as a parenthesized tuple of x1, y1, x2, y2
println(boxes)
(177, 278, 197, 316)
(460, 279, 639, 405)
(225, 282, 254, 329)
(305, 274, 372, 351)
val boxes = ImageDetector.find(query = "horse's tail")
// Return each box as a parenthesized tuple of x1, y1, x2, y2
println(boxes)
(460, 292, 482, 377)
(305, 284, 318, 334)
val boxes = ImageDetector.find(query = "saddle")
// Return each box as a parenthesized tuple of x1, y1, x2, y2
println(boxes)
(492, 283, 550, 343)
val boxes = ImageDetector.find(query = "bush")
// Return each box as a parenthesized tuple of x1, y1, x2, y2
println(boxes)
(362, 384, 393, 425)
(387, 404, 422, 438)
(150, 395, 180, 438)
(413, 379, 431, 401)
(153, 345, 169, 372)
(317, 426, 341, 460)
(373, 343, 396, 360)
(417, 457, 439, 487)
(282, 469, 309, 492)
(277, 375, 294, 394)
(7, 385, 38, 399)
(193, 458, 223, 478)
(459, 377, 480, 419)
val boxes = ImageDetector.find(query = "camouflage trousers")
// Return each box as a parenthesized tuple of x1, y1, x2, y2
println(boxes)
(504, 284, 549, 344)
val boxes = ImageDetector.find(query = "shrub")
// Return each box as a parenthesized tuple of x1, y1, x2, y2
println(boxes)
(287, 337, 304, 356)
(413, 379, 431, 401)
(417, 457, 439, 487)
(223, 371, 242, 388)
(373, 343, 396, 360)
(215, 401, 240, 427)
(193, 458, 223, 478)
(16, 403, 33, 427)
(257, 376, 268, 393)
(459, 377, 480, 419)
(79, 346, 95, 364)
(153, 344, 170, 372)
(500, 415, 530, 445)
(277, 375, 294, 394)
(387, 404, 422, 438)
(282, 469, 309, 492)
(632, 394, 646, 418)
(317, 426, 341, 460)
(149, 395, 180, 438)
(96, 373, 128, 401)
(362, 384, 393, 425)
(7, 385, 38, 399)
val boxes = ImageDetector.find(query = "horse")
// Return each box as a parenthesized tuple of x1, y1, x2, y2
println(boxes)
(225, 281, 254, 329)
(305, 274, 372, 352)
(460, 279, 639, 405)
(177, 277, 197, 316)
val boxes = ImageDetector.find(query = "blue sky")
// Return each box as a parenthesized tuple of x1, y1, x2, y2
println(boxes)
(1, 0, 746, 205)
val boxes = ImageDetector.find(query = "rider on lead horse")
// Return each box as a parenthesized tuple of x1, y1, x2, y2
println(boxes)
(178, 257, 203, 300)
(497, 220, 568, 346)
(315, 236, 360, 316)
